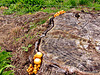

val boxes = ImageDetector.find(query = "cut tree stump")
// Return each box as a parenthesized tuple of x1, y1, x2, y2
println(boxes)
(38, 12, 100, 75)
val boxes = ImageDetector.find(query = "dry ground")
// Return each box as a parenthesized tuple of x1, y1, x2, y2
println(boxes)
(0, 8, 54, 75)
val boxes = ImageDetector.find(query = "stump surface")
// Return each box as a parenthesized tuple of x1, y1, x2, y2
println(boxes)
(39, 12, 100, 75)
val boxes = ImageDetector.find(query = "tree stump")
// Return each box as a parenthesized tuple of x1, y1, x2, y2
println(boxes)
(38, 12, 100, 75)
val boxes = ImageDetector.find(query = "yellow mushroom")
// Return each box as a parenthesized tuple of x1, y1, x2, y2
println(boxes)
(27, 69, 29, 72)
(54, 14, 57, 17)
(29, 64, 33, 68)
(37, 65, 40, 70)
(30, 68, 33, 71)
(57, 12, 60, 15)
(54, 10, 65, 18)
(27, 64, 34, 75)
(34, 58, 41, 65)
(33, 70, 37, 74)
(54, 13, 59, 17)
(33, 52, 43, 59)
(29, 71, 34, 75)
(60, 10, 65, 14)
(34, 64, 37, 67)
(27, 52, 43, 75)
(36, 52, 43, 58)
(37, 65, 40, 68)
(34, 66, 37, 70)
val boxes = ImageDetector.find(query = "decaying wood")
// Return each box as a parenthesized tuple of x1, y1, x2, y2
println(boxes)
(38, 12, 100, 75)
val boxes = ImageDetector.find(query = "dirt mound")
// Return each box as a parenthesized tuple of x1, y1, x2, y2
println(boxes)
(0, 11, 54, 75)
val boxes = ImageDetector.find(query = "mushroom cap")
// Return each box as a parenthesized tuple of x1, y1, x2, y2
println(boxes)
(54, 10, 65, 17)
(57, 12, 60, 15)
(54, 13, 59, 17)
(34, 58, 41, 64)
(60, 10, 65, 14)
(35, 52, 43, 58)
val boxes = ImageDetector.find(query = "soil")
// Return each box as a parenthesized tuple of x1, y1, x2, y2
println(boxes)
(0, 8, 54, 75)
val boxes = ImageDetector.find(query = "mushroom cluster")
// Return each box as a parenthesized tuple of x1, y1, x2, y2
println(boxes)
(27, 52, 43, 75)
(54, 10, 65, 17)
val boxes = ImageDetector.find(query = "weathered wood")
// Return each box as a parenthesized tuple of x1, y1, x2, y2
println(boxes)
(39, 12, 100, 75)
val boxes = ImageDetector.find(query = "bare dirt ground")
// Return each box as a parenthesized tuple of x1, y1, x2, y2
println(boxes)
(0, 8, 54, 75)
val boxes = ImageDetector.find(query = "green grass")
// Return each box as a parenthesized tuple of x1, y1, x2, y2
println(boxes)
(0, 0, 100, 15)
(22, 44, 32, 52)
(15, 38, 20, 42)
(29, 18, 48, 30)
(0, 47, 15, 75)
(69, 0, 77, 7)
(29, 22, 37, 30)
(92, 3, 100, 10)
(25, 34, 29, 38)
(30, 35, 35, 39)
(79, 0, 89, 5)
(37, 19, 47, 25)
(41, 7, 69, 13)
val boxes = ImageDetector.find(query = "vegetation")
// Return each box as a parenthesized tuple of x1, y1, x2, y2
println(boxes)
(0, 47, 14, 75)
(0, 0, 100, 15)
(22, 44, 32, 52)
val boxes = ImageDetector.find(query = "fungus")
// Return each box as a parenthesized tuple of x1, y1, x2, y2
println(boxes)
(59, 10, 65, 14)
(33, 70, 37, 74)
(27, 64, 34, 75)
(36, 52, 43, 58)
(33, 52, 43, 59)
(54, 10, 65, 17)
(34, 58, 41, 65)
(54, 13, 59, 17)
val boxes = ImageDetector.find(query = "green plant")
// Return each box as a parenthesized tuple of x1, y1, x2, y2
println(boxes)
(0, 46, 1, 50)
(36, 32, 39, 35)
(30, 25, 37, 29)
(29, 19, 46, 30)
(30, 36, 32, 39)
(25, 34, 29, 38)
(0, 48, 15, 75)
(15, 38, 20, 42)
(37, 19, 47, 25)
(29, 22, 37, 29)
(30, 35, 35, 39)
(1, 0, 100, 15)
(79, 0, 89, 5)
(93, 3, 100, 10)
(55, 0, 64, 2)
(1, 0, 45, 15)
(22, 44, 32, 52)
(24, 22, 27, 25)
(69, 0, 78, 7)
